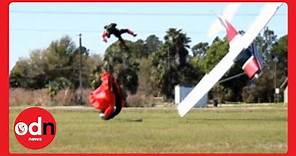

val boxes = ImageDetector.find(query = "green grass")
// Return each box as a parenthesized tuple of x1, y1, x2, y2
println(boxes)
(9, 104, 287, 153)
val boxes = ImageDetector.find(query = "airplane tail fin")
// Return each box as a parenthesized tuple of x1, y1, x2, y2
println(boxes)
(219, 17, 263, 79)
(208, 3, 241, 38)
(218, 17, 238, 42)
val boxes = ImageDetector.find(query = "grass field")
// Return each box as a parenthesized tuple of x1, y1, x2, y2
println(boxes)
(9, 104, 287, 153)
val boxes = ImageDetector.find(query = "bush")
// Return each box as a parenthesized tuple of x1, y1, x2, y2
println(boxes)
(9, 88, 167, 107)
(126, 94, 155, 107)
(10, 88, 92, 106)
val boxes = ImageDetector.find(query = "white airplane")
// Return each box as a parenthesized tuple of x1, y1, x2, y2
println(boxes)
(177, 3, 283, 117)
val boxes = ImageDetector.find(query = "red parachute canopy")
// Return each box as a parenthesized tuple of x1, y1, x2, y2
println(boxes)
(89, 71, 125, 119)
(89, 71, 115, 110)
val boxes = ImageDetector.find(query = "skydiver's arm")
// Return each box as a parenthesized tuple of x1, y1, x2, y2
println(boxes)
(102, 31, 109, 43)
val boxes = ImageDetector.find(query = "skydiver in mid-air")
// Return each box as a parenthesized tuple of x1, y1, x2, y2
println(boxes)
(102, 23, 137, 49)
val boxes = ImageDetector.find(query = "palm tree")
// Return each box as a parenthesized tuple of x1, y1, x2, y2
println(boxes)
(164, 28, 191, 66)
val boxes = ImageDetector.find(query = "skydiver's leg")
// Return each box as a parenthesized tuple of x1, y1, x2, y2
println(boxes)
(119, 29, 137, 37)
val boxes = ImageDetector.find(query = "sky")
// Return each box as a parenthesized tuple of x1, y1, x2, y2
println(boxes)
(9, 2, 288, 71)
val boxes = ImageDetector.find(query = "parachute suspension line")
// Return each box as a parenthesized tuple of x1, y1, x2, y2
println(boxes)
(218, 72, 245, 84)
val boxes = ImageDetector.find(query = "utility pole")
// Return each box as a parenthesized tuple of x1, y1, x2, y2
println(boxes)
(78, 33, 83, 105)
(274, 57, 279, 103)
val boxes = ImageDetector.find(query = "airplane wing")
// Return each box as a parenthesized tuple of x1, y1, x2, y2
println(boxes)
(177, 3, 283, 117)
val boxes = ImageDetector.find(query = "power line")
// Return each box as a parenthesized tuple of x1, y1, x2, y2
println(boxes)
(10, 10, 287, 16)
(9, 28, 209, 34)
(10, 28, 287, 35)
(218, 72, 245, 84)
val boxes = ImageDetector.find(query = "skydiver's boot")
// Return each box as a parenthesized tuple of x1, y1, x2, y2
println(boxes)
(127, 29, 137, 37)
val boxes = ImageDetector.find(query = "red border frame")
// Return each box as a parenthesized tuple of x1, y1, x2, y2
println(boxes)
(1, 0, 294, 155)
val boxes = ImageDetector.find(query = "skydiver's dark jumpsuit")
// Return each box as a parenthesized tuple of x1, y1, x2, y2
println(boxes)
(102, 23, 137, 43)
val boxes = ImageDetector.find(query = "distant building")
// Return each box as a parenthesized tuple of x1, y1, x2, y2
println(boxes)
(280, 78, 288, 104)
(174, 84, 208, 107)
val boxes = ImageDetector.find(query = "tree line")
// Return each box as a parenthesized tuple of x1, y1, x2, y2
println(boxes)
(10, 28, 287, 105)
